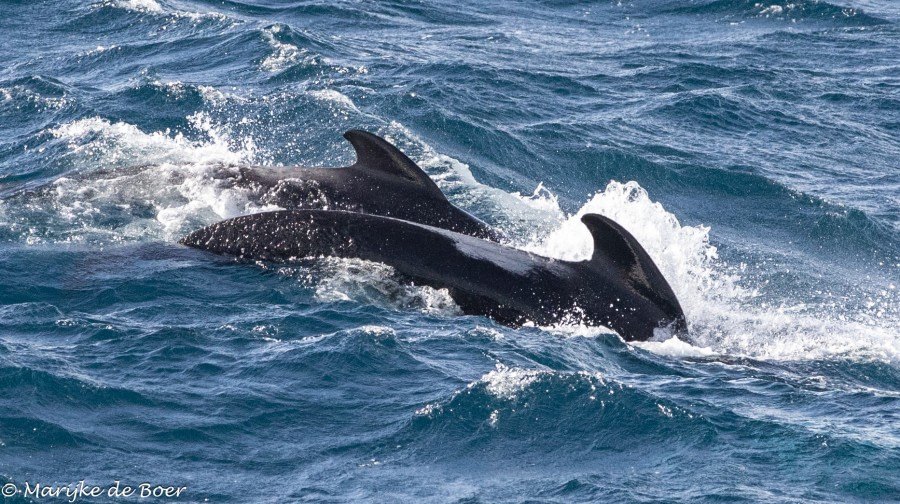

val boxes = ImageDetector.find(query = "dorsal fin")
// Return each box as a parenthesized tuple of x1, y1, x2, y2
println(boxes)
(580, 214, 685, 321)
(343, 130, 445, 198)
(581, 214, 647, 273)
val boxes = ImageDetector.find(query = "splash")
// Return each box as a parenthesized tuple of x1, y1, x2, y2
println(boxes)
(384, 121, 566, 241)
(312, 258, 462, 316)
(95, 0, 230, 21)
(527, 183, 898, 362)
(0, 114, 270, 243)
(309, 90, 361, 114)
(475, 363, 546, 400)
(635, 336, 716, 358)
(49, 113, 253, 167)
(260, 25, 308, 72)
(102, 0, 164, 14)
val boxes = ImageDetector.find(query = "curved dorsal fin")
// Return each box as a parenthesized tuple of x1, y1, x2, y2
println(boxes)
(581, 214, 646, 274)
(580, 213, 684, 319)
(343, 130, 445, 198)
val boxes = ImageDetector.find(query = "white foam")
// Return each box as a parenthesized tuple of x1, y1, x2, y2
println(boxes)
(529, 181, 743, 314)
(312, 258, 462, 316)
(82, 45, 119, 56)
(108, 0, 164, 13)
(309, 89, 361, 114)
(97, 0, 228, 21)
(6, 116, 273, 242)
(152, 164, 281, 235)
(260, 25, 307, 72)
(474, 363, 545, 400)
(535, 182, 899, 362)
(196, 84, 236, 106)
(0, 86, 70, 110)
(384, 121, 565, 242)
(635, 336, 716, 358)
(49, 114, 251, 166)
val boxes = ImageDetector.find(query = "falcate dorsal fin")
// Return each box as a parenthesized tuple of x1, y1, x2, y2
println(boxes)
(580, 213, 683, 317)
(581, 214, 646, 274)
(343, 130, 445, 199)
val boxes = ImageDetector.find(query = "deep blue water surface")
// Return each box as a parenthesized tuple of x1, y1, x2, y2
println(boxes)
(1, 1, 899, 502)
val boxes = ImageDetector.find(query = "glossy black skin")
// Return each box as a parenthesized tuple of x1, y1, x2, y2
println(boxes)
(233, 165, 499, 240)
(216, 130, 502, 242)
(180, 210, 688, 342)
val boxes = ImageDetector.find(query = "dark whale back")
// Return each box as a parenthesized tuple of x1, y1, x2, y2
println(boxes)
(343, 130, 444, 197)
(179, 210, 687, 341)
(235, 130, 502, 242)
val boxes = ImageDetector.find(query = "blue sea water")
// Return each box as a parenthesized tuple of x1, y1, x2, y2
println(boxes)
(1, 0, 899, 502)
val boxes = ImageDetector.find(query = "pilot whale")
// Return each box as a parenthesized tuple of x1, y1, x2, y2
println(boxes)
(215, 130, 502, 241)
(179, 209, 688, 342)
(12, 130, 499, 241)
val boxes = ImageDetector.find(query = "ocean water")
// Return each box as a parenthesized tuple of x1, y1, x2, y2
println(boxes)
(1, 0, 898, 502)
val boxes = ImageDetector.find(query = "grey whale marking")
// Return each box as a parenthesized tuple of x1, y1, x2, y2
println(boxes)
(179, 210, 688, 342)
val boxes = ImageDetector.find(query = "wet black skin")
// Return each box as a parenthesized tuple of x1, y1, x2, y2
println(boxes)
(220, 130, 502, 242)
(180, 210, 688, 342)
